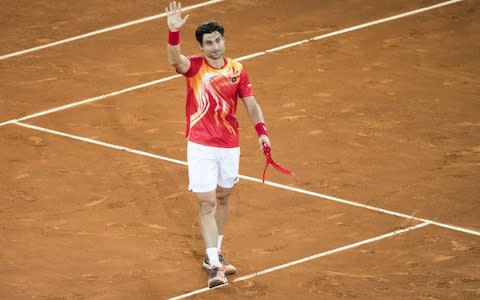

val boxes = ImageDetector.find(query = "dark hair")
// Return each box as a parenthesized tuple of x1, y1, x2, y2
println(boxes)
(195, 21, 224, 45)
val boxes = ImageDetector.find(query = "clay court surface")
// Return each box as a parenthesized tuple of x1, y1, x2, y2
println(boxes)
(1, 0, 479, 299)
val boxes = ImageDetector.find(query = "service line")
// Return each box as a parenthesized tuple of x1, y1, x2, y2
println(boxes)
(0, 0, 464, 127)
(0, 0, 224, 61)
(14, 121, 480, 238)
(169, 222, 430, 299)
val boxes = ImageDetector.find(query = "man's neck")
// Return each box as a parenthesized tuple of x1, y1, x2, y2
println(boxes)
(205, 56, 225, 69)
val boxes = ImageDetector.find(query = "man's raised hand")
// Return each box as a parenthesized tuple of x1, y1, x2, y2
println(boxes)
(165, 1, 189, 32)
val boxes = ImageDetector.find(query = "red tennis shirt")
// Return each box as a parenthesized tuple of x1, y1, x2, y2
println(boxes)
(181, 56, 254, 148)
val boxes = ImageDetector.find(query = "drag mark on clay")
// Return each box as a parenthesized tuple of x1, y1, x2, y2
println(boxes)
(84, 195, 108, 207)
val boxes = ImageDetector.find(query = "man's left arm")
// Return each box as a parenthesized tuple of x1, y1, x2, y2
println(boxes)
(241, 96, 271, 150)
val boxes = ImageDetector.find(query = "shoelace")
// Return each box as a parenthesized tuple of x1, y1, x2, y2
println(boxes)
(218, 255, 227, 264)
(261, 141, 295, 183)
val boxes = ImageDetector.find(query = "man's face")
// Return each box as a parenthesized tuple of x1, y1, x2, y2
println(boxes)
(201, 31, 225, 60)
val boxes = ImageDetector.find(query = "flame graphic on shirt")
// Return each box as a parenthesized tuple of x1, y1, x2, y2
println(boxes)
(189, 69, 238, 135)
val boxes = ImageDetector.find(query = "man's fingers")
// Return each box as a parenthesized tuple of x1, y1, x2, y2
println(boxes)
(167, 1, 185, 16)
(258, 135, 271, 151)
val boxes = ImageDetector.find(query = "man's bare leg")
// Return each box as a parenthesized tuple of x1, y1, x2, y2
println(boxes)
(215, 186, 232, 238)
(213, 186, 237, 275)
(195, 190, 218, 250)
(195, 190, 228, 287)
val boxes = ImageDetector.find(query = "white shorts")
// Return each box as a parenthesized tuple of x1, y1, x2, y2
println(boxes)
(187, 141, 240, 193)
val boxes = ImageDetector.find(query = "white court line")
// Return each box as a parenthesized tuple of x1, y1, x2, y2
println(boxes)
(169, 223, 430, 299)
(312, 0, 464, 41)
(239, 175, 480, 237)
(15, 122, 187, 167)
(0, 74, 181, 127)
(0, 0, 464, 127)
(0, 0, 224, 61)
(14, 122, 480, 238)
(169, 283, 228, 300)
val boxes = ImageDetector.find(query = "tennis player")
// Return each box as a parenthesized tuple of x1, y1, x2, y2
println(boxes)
(165, 1, 271, 288)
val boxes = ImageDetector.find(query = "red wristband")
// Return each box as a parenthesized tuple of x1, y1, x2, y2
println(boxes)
(168, 30, 180, 45)
(255, 122, 268, 136)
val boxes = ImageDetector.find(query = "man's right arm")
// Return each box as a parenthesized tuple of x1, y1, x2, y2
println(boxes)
(165, 1, 191, 74)
(167, 39, 190, 74)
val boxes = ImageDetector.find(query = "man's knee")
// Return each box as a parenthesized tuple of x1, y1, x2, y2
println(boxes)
(216, 187, 232, 206)
(196, 193, 217, 215)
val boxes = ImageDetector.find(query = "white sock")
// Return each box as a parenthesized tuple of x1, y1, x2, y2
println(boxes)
(206, 247, 221, 268)
(217, 235, 224, 252)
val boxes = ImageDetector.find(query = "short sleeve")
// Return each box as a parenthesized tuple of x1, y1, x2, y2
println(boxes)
(238, 68, 255, 98)
(182, 56, 203, 77)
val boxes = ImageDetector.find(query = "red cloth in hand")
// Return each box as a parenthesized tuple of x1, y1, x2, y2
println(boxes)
(261, 142, 295, 183)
